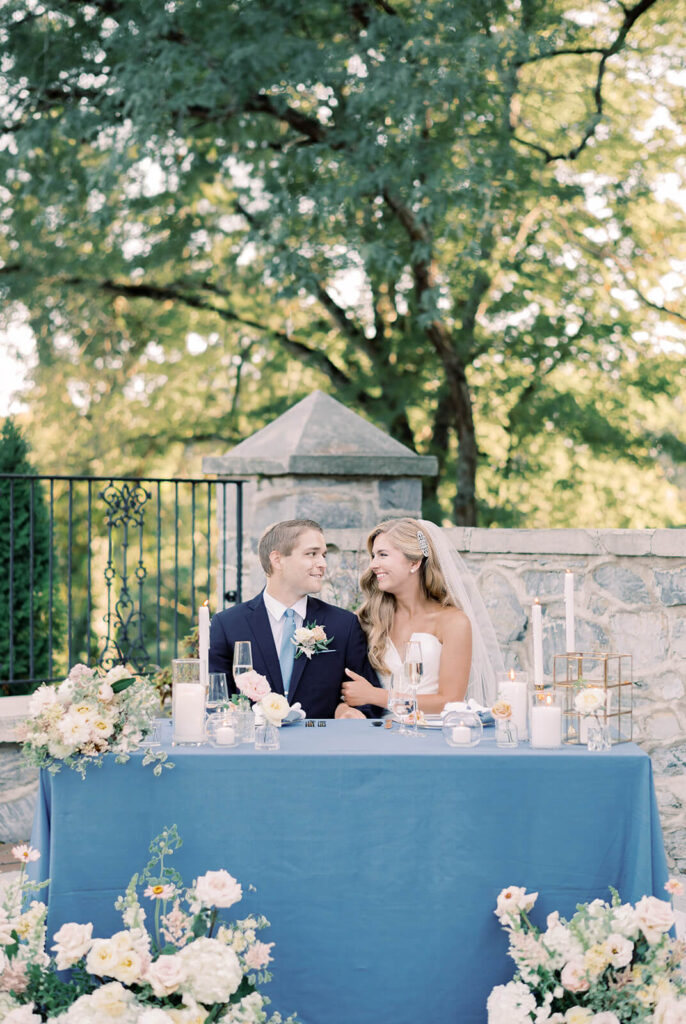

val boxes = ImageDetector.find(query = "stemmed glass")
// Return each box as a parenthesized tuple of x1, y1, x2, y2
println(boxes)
(232, 641, 253, 693)
(403, 640, 423, 738)
(387, 672, 414, 736)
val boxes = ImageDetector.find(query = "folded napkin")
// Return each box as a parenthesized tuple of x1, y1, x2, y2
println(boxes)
(442, 699, 494, 726)
(284, 702, 306, 725)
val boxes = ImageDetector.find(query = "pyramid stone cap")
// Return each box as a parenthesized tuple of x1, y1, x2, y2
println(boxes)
(203, 391, 438, 478)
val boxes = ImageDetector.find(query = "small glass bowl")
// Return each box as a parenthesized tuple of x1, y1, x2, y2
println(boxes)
(206, 711, 240, 747)
(442, 709, 483, 748)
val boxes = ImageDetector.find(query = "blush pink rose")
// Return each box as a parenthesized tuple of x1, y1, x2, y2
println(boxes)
(560, 959, 590, 993)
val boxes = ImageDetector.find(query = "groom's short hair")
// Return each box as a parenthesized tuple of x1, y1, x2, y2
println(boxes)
(258, 519, 324, 575)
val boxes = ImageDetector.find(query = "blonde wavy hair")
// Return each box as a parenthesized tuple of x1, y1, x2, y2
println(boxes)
(357, 518, 457, 674)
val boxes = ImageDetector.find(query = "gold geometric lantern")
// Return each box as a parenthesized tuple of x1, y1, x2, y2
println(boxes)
(553, 652, 633, 745)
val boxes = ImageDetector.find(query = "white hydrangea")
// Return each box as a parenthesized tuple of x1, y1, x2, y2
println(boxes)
(177, 936, 243, 1005)
(487, 980, 538, 1024)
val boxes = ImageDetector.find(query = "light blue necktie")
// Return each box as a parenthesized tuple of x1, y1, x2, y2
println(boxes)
(279, 608, 296, 696)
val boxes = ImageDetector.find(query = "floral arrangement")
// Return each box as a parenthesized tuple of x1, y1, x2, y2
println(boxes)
(291, 624, 334, 660)
(18, 663, 169, 778)
(491, 700, 517, 744)
(0, 827, 299, 1024)
(235, 671, 271, 704)
(487, 881, 686, 1023)
(234, 674, 298, 728)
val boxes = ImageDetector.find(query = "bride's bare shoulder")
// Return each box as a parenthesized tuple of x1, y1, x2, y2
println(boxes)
(435, 605, 471, 640)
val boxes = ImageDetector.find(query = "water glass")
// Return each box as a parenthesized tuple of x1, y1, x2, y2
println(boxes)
(206, 672, 229, 714)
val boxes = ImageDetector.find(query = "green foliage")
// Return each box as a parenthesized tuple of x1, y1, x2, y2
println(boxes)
(0, 419, 62, 692)
(0, 0, 684, 525)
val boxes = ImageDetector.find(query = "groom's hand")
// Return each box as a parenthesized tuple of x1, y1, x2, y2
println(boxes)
(335, 702, 365, 719)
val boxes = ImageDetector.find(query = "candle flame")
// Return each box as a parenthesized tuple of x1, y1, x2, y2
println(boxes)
(509, 668, 515, 681)
(534, 598, 540, 605)
(202, 599, 209, 607)
(545, 695, 553, 706)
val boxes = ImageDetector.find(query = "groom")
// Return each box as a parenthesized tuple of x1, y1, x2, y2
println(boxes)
(209, 519, 380, 718)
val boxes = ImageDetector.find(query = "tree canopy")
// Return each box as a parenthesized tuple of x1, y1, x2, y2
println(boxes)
(1, 0, 685, 525)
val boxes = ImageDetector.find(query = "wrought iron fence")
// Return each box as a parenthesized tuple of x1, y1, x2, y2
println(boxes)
(0, 474, 244, 692)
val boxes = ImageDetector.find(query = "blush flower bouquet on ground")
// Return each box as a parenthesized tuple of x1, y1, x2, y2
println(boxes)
(487, 882, 686, 1024)
(0, 826, 299, 1024)
(17, 663, 168, 778)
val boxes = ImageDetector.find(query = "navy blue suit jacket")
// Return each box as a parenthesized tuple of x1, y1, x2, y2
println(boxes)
(209, 593, 381, 719)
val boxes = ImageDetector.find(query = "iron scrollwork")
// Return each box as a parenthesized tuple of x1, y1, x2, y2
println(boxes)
(99, 481, 151, 672)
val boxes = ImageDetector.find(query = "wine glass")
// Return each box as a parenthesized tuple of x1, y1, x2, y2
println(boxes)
(232, 640, 253, 693)
(387, 672, 414, 736)
(206, 672, 229, 715)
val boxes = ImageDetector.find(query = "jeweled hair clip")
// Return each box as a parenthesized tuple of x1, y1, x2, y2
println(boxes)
(416, 530, 430, 557)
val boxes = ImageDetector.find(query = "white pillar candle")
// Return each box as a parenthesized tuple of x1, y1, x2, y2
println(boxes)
(173, 682, 206, 743)
(564, 571, 575, 654)
(497, 672, 528, 741)
(451, 725, 472, 745)
(530, 696, 562, 748)
(199, 602, 210, 686)
(532, 600, 544, 687)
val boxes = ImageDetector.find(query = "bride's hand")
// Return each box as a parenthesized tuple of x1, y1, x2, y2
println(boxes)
(342, 669, 384, 708)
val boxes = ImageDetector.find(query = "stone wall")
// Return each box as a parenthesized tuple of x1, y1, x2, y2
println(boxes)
(322, 526, 686, 877)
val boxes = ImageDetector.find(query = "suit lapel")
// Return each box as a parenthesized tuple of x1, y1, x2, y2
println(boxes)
(288, 597, 325, 704)
(245, 593, 284, 695)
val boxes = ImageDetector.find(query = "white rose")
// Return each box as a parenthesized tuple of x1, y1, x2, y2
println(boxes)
(51, 921, 93, 969)
(565, 1009, 594, 1024)
(574, 688, 606, 714)
(177, 937, 243, 1004)
(494, 885, 538, 921)
(194, 869, 242, 909)
(590, 1013, 621, 1024)
(144, 953, 187, 997)
(86, 930, 146, 983)
(602, 932, 633, 968)
(635, 895, 674, 945)
(259, 692, 290, 726)
(65, 980, 138, 1022)
(292, 627, 312, 645)
(611, 902, 639, 938)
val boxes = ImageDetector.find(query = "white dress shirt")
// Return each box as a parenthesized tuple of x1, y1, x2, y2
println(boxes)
(262, 591, 308, 653)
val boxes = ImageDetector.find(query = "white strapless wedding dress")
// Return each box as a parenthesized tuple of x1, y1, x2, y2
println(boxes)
(380, 632, 442, 694)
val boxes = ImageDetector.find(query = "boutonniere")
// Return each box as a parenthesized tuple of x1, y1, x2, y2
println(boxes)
(292, 622, 335, 660)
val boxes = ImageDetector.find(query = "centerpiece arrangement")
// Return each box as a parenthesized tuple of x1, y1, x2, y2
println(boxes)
(487, 882, 686, 1023)
(18, 663, 169, 778)
(0, 826, 299, 1024)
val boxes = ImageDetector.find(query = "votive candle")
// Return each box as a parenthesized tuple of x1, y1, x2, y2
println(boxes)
(530, 693, 562, 748)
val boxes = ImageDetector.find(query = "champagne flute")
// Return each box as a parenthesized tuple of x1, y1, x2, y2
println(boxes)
(232, 641, 253, 694)
(403, 640, 423, 691)
(403, 640, 423, 737)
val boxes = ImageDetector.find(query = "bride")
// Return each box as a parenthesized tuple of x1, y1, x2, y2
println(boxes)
(341, 518, 504, 714)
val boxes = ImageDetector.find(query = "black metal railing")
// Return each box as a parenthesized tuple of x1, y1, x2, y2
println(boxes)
(0, 474, 244, 692)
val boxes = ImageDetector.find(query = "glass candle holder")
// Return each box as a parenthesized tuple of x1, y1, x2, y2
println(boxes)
(530, 689, 562, 749)
(172, 658, 207, 746)
(207, 710, 239, 747)
(496, 670, 529, 741)
(442, 709, 482, 748)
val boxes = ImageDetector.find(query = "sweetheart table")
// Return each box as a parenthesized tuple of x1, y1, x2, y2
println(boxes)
(30, 720, 668, 1024)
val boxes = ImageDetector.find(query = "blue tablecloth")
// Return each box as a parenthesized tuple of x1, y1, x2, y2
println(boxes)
(31, 721, 668, 1024)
